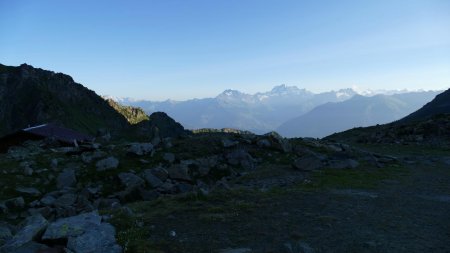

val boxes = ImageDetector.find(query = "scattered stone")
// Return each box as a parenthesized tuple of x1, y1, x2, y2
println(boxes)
(94, 198, 121, 210)
(66, 223, 122, 253)
(264, 131, 292, 153)
(138, 189, 160, 201)
(40, 195, 56, 206)
(167, 164, 192, 182)
(176, 183, 193, 193)
(42, 211, 101, 240)
(150, 167, 169, 181)
(54, 194, 77, 208)
(283, 241, 314, 253)
(222, 139, 239, 148)
(50, 159, 59, 169)
(292, 155, 323, 171)
(81, 151, 106, 164)
(23, 167, 33, 176)
(220, 248, 252, 253)
(4, 197, 25, 209)
(163, 153, 176, 163)
(15, 187, 42, 197)
(127, 143, 154, 156)
(0, 214, 48, 252)
(5, 241, 50, 253)
(257, 139, 271, 148)
(96, 157, 119, 171)
(0, 226, 12, 241)
(328, 159, 359, 169)
(142, 170, 164, 188)
(226, 149, 254, 170)
(158, 182, 177, 193)
(56, 169, 77, 189)
(118, 173, 145, 189)
(28, 207, 53, 219)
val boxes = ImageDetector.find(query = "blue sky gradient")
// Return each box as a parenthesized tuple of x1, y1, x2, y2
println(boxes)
(1, 0, 449, 100)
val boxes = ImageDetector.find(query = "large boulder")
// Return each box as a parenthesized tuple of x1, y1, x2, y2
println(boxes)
(42, 211, 122, 253)
(0, 214, 48, 252)
(56, 169, 77, 189)
(226, 149, 255, 170)
(66, 223, 122, 253)
(42, 211, 101, 240)
(292, 155, 324, 171)
(142, 170, 164, 188)
(96, 157, 119, 171)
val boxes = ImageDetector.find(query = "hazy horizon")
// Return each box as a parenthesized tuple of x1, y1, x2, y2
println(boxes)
(1, 0, 449, 100)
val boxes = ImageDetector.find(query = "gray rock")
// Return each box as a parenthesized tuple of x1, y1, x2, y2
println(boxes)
(257, 139, 271, 148)
(50, 158, 59, 169)
(4, 197, 25, 209)
(67, 223, 122, 253)
(15, 187, 41, 197)
(158, 182, 177, 193)
(167, 164, 192, 182)
(6, 241, 50, 253)
(118, 173, 145, 189)
(27, 206, 53, 219)
(0, 214, 48, 252)
(0, 203, 7, 214)
(139, 189, 160, 201)
(226, 149, 254, 170)
(283, 241, 314, 253)
(22, 167, 33, 176)
(222, 139, 239, 148)
(81, 150, 107, 164)
(142, 170, 164, 188)
(220, 248, 252, 253)
(163, 153, 176, 163)
(176, 183, 193, 193)
(96, 157, 119, 171)
(42, 211, 102, 240)
(54, 193, 77, 208)
(94, 198, 121, 210)
(264, 131, 292, 153)
(0, 226, 12, 240)
(150, 167, 169, 181)
(127, 143, 154, 156)
(56, 169, 77, 189)
(328, 159, 359, 169)
(40, 195, 57, 206)
(292, 155, 323, 171)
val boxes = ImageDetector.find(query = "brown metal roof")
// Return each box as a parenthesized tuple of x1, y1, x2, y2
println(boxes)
(23, 123, 93, 143)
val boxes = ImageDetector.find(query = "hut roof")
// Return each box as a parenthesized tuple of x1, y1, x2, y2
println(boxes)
(22, 123, 94, 143)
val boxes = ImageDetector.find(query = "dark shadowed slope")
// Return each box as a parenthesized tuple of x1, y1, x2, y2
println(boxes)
(398, 88, 450, 123)
(0, 63, 130, 136)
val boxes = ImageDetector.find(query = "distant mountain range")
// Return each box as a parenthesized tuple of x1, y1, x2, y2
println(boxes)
(112, 85, 442, 136)
(277, 92, 441, 138)
(326, 88, 450, 145)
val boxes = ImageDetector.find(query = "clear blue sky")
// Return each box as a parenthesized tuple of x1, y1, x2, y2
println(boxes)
(1, 0, 449, 100)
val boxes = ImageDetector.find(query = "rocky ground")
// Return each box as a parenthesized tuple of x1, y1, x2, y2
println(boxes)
(0, 131, 449, 252)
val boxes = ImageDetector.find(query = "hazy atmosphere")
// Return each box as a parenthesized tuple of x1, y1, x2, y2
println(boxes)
(1, 0, 449, 100)
(1, 1, 450, 253)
